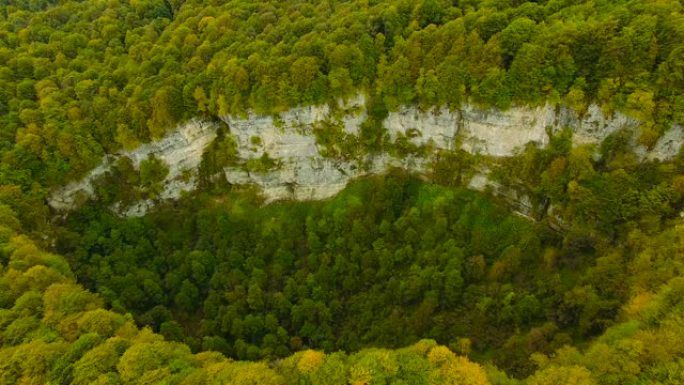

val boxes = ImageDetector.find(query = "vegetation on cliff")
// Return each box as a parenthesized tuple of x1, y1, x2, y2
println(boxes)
(58, 132, 684, 381)
(2, 0, 684, 194)
(1, 0, 684, 384)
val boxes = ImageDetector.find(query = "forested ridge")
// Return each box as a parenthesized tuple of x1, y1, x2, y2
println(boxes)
(2, 0, 684, 203)
(1, 0, 684, 384)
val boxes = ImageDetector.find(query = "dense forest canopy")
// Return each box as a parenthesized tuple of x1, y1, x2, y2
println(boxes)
(56, 133, 684, 380)
(1, 0, 684, 384)
(2, 0, 684, 204)
(2, 170, 684, 383)
(0, 224, 500, 385)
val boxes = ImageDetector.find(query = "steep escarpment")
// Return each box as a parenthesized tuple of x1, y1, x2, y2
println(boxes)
(48, 120, 218, 214)
(7, 2, 684, 384)
(48, 97, 683, 216)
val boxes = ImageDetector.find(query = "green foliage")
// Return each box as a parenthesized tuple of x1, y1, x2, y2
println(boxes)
(198, 125, 238, 188)
(2, 153, 684, 384)
(430, 149, 477, 186)
(0, 219, 501, 384)
(1, 1, 684, 384)
(500, 17, 537, 64)
(60, 175, 559, 366)
(50, 129, 684, 378)
(1, 0, 682, 214)
(313, 119, 361, 160)
(139, 154, 169, 200)
(92, 154, 170, 206)
(244, 152, 281, 173)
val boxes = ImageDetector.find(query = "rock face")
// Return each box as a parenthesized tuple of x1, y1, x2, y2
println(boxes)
(385, 106, 460, 150)
(49, 120, 218, 213)
(221, 96, 430, 203)
(221, 99, 354, 202)
(460, 104, 555, 156)
(48, 96, 683, 217)
(646, 123, 684, 160)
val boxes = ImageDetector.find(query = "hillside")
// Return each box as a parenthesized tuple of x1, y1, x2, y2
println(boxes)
(1, 0, 684, 384)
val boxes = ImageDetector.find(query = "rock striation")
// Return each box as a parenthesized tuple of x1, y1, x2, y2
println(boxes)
(48, 96, 683, 217)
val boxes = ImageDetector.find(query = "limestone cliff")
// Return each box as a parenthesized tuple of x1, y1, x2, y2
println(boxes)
(49, 119, 217, 213)
(48, 96, 683, 217)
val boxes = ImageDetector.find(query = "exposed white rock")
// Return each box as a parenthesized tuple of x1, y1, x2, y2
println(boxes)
(339, 93, 366, 110)
(48, 160, 113, 211)
(125, 119, 218, 176)
(467, 173, 497, 192)
(338, 94, 367, 135)
(384, 102, 645, 158)
(224, 115, 319, 160)
(559, 104, 639, 145)
(216, 96, 378, 204)
(648, 124, 684, 160)
(386, 106, 459, 150)
(48, 96, 683, 217)
(49, 119, 218, 214)
(460, 104, 555, 156)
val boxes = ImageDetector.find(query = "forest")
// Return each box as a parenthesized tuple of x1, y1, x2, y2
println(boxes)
(1, 0, 684, 384)
(2, 0, 684, 197)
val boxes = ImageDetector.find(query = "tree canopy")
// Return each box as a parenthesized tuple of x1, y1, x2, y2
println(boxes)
(1, 0, 684, 384)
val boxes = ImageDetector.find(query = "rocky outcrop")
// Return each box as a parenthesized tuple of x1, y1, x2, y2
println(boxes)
(49, 120, 218, 213)
(385, 106, 460, 150)
(385, 103, 646, 156)
(220, 95, 430, 203)
(643, 123, 684, 160)
(48, 96, 683, 217)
